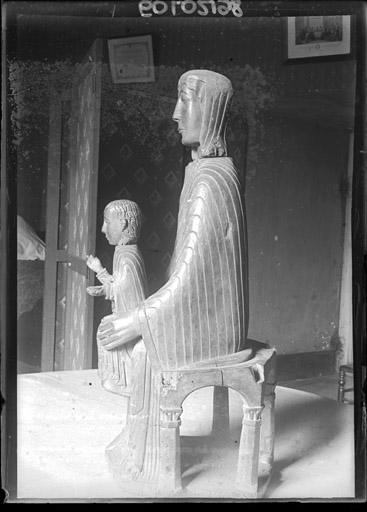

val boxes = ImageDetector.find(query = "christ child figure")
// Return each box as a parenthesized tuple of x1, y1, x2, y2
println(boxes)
(86, 199, 148, 396)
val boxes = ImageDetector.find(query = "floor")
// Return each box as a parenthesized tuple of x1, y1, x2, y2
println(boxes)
(279, 373, 354, 403)
(16, 369, 355, 501)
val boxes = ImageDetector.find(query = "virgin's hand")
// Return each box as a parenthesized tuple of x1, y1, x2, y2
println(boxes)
(98, 311, 140, 350)
(100, 313, 114, 323)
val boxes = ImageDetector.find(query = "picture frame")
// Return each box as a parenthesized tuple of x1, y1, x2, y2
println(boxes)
(287, 15, 351, 60)
(108, 34, 155, 84)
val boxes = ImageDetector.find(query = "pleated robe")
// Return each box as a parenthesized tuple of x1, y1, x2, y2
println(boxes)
(97, 244, 148, 395)
(101, 245, 162, 481)
(103, 248, 164, 481)
(138, 156, 249, 372)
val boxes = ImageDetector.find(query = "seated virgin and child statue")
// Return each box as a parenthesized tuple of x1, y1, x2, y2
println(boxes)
(87, 70, 254, 482)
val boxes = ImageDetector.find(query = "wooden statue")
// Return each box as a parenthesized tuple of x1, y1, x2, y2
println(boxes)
(86, 199, 148, 396)
(98, 70, 253, 484)
(99, 70, 250, 367)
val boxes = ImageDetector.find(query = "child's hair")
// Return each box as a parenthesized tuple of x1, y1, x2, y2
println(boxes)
(104, 199, 142, 243)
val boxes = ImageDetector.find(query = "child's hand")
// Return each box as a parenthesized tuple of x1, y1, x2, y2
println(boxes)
(86, 285, 105, 297)
(86, 255, 103, 273)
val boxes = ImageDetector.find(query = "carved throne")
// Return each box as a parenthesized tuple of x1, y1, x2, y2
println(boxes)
(156, 340, 276, 498)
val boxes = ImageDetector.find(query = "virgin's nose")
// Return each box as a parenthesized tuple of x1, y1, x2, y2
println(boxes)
(101, 222, 106, 234)
(172, 101, 181, 123)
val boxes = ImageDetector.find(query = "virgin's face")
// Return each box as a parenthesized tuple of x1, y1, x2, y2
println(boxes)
(101, 210, 125, 245)
(172, 82, 202, 147)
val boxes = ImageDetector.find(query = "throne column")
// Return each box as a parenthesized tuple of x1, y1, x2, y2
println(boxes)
(158, 406, 183, 493)
(236, 404, 264, 498)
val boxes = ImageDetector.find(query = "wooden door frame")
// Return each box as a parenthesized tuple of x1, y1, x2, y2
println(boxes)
(41, 90, 62, 371)
(41, 39, 102, 371)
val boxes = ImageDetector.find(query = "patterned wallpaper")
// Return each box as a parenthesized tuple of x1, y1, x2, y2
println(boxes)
(96, 118, 184, 295)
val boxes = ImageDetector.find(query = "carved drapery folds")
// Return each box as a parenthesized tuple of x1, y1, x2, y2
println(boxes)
(139, 156, 249, 371)
(97, 245, 148, 395)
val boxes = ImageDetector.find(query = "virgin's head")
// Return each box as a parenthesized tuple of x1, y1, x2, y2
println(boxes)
(172, 70, 233, 158)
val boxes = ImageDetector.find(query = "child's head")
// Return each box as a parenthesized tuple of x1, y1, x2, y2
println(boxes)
(102, 199, 142, 245)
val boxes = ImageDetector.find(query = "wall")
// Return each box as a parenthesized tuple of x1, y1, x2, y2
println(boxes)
(95, 93, 183, 292)
(246, 115, 349, 352)
(16, 110, 48, 237)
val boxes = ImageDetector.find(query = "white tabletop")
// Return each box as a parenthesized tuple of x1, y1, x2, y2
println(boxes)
(17, 369, 355, 500)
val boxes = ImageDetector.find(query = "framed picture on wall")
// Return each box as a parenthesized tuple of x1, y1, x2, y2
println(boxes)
(108, 35, 155, 83)
(287, 15, 351, 59)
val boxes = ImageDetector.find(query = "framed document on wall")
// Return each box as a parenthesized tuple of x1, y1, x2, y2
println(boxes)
(287, 15, 351, 60)
(108, 35, 155, 84)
